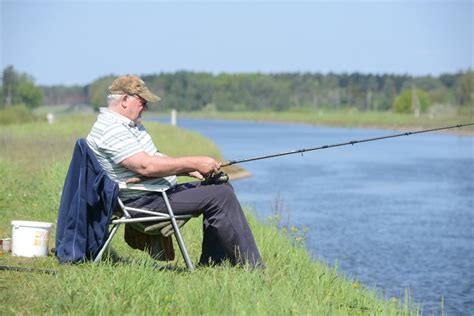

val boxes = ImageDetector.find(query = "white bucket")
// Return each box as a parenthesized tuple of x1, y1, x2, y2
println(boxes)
(11, 221, 53, 257)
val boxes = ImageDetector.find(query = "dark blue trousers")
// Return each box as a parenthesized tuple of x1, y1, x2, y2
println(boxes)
(125, 182, 264, 268)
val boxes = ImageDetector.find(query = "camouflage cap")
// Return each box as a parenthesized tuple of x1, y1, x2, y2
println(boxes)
(108, 75, 160, 103)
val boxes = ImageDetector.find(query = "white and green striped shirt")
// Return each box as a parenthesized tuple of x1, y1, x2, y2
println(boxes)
(87, 107, 177, 199)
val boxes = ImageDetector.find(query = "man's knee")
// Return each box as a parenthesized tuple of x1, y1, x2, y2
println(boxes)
(214, 183, 237, 201)
(224, 182, 235, 191)
(205, 183, 239, 212)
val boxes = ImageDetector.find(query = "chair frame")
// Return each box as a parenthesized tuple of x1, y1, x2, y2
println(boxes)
(94, 182, 195, 270)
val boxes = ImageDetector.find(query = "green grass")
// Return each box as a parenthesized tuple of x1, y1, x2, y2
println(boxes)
(0, 115, 418, 315)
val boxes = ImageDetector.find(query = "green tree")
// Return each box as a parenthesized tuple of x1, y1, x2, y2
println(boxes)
(87, 75, 115, 111)
(456, 70, 474, 106)
(17, 79, 43, 108)
(392, 88, 430, 114)
(1, 65, 42, 108)
(2, 65, 19, 106)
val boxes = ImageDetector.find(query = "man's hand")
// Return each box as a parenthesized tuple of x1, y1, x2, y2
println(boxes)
(193, 156, 221, 176)
(187, 171, 205, 180)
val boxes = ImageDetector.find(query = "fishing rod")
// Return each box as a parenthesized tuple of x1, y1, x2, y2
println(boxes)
(222, 122, 474, 167)
(203, 122, 474, 184)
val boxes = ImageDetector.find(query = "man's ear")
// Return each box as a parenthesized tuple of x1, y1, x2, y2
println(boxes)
(120, 95, 128, 108)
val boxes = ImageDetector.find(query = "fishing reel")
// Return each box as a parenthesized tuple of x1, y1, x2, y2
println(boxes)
(202, 171, 229, 185)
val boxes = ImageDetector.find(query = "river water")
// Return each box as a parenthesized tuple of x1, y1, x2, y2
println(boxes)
(150, 117, 473, 315)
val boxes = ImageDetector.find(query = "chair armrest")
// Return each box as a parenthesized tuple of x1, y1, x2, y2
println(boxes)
(118, 182, 170, 192)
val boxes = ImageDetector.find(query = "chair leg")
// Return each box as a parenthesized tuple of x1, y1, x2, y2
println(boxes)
(162, 192, 194, 271)
(94, 223, 121, 263)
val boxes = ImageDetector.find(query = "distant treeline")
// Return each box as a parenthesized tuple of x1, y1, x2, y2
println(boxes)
(2, 66, 473, 113)
(43, 71, 473, 113)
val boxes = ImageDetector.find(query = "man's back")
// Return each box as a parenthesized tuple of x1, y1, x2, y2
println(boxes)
(87, 107, 176, 200)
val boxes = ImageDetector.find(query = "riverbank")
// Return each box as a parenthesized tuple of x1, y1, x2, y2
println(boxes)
(0, 115, 417, 314)
(150, 116, 473, 315)
(162, 110, 474, 136)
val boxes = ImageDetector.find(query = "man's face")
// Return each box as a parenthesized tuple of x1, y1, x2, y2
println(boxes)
(126, 95, 148, 124)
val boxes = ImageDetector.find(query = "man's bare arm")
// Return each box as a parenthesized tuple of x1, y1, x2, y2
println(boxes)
(121, 152, 220, 178)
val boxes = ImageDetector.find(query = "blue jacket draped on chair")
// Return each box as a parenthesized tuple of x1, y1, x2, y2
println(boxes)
(55, 139, 118, 263)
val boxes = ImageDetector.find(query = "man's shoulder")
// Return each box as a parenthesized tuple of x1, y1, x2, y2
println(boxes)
(89, 114, 130, 140)
(96, 109, 126, 127)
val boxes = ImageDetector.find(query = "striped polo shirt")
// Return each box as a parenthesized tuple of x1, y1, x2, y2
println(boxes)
(87, 107, 177, 199)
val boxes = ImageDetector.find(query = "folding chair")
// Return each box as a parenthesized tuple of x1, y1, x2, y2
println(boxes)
(56, 138, 196, 270)
(93, 182, 195, 270)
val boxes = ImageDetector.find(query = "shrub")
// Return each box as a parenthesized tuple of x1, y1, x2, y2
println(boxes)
(0, 104, 38, 125)
(392, 88, 430, 114)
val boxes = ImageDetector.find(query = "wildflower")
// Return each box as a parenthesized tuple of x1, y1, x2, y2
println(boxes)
(352, 282, 360, 289)
(291, 226, 298, 233)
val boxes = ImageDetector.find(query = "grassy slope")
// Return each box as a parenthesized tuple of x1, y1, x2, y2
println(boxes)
(0, 115, 416, 315)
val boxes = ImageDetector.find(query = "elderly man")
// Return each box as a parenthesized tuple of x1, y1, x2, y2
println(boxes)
(86, 75, 264, 268)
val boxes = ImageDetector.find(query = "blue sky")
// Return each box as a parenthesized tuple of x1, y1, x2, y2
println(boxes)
(1, 0, 472, 86)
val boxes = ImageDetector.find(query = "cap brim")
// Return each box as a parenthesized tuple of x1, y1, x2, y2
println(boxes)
(139, 89, 160, 103)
